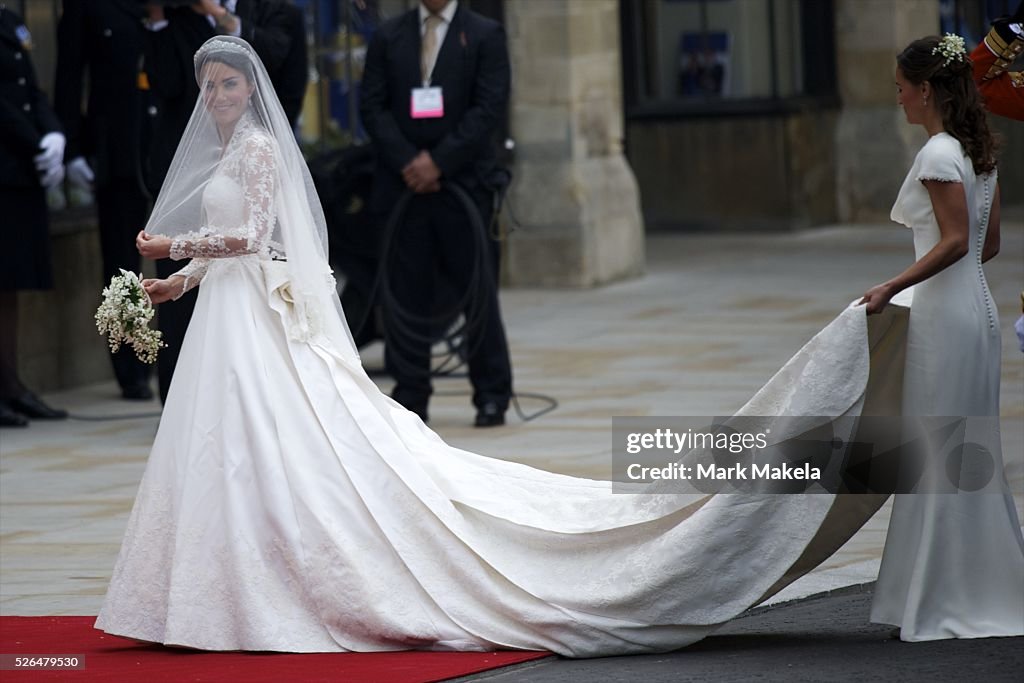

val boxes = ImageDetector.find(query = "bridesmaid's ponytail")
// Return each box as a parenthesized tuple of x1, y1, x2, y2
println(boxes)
(898, 36, 998, 176)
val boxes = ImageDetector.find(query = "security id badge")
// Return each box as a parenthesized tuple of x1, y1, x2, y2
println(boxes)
(411, 86, 444, 119)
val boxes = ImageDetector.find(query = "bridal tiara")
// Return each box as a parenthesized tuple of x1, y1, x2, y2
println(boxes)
(932, 33, 967, 67)
(194, 38, 257, 66)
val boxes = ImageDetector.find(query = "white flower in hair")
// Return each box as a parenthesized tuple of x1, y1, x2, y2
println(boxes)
(932, 33, 967, 67)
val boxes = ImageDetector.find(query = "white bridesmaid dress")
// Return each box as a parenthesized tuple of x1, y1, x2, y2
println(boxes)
(870, 132, 1024, 640)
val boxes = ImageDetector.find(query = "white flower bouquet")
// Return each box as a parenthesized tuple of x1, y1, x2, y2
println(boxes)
(95, 269, 164, 364)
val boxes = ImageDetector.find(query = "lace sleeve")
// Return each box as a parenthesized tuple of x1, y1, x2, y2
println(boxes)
(169, 258, 211, 298)
(169, 134, 277, 260)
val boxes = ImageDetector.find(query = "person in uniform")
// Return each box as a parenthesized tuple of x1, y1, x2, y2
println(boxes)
(971, 3, 1024, 353)
(0, 4, 68, 426)
(970, 3, 1024, 121)
(54, 0, 154, 400)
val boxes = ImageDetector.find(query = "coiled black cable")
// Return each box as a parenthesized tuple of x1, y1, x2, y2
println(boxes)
(350, 181, 557, 422)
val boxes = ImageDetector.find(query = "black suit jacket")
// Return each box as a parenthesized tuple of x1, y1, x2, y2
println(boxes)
(143, 0, 292, 192)
(54, 0, 147, 186)
(0, 7, 63, 188)
(359, 4, 510, 210)
(272, 1, 307, 128)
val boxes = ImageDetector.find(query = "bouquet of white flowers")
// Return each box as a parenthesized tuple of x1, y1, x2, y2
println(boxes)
(95, 269, 164, 364)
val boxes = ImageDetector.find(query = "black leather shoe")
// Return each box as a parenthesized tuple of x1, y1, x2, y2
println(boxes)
(10, 392, 68, 420)
(396, 401, 428, 423)
(391, 390, 428, 423)
(474, 402, 506, 428)
(0, 403, 29, 427)
(121, 384, 154, 401)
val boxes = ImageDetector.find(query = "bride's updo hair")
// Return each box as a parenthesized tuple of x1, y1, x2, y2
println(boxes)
(897, 36, 997, 175)
(195, 42, 256, 84)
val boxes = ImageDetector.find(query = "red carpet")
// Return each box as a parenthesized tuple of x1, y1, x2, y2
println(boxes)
(0, 617, 551, 682)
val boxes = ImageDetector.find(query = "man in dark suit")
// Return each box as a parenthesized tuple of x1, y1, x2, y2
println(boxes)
(360, 0, 513, 427)
(273, 0, 306, 129)
(142, 0, 294, 402)
(54, 0, 154, 400)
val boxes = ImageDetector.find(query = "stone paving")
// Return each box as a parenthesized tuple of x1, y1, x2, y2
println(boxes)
(1, 220, 1021, 617)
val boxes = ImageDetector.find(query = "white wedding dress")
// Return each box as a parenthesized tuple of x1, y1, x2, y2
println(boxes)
(870, 132, 1024, 640)
(94, 123, 1021, 655)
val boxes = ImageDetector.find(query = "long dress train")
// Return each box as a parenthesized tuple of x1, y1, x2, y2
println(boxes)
(95, 241, 909, 654)
(95, 121, 1022, 655)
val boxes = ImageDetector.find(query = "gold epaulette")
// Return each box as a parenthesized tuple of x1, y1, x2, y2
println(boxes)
(981, 25, 1024, 81)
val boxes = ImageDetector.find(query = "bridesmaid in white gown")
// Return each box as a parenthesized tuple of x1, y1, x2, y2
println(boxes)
(94, 35, 1021, 654)
(859, 35, 1024, 640)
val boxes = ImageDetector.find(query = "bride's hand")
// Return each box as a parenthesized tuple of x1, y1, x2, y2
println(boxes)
(141, 278, 181, 305)
(136, 230, 172, 260)
(859, 282, 896, 315)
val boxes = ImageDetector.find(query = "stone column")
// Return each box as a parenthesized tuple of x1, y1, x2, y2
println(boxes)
(503, 0, 644, 287)
(835, 0, 938, 222)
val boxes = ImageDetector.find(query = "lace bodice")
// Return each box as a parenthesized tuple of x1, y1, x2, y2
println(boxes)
(170, 115, 282, 295)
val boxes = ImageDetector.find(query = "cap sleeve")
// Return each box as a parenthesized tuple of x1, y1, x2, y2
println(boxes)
(915, 136, 965, 183)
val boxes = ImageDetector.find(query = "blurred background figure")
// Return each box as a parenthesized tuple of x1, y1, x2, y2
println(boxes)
(141, 0, 298, 403)
(54, 0, 154, 400)
(272, 0, 307, 130)
(969, 2, 1022, 353)
(0, 4, 68, 427)
(970, 1, 1023, 120)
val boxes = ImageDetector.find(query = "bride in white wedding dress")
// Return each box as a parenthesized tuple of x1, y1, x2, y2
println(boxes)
(95, 36, 1022, 655)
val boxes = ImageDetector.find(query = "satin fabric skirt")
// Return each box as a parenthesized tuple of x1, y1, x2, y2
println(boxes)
(98, 257, 913, 655)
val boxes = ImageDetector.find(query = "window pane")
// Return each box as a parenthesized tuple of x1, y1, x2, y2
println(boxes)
(638, 0, 805, 102)
(773, 0, 803, 97)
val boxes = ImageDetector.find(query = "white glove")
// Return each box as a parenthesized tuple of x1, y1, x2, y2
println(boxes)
(39, 161, 65, 189)
(66, 156, 95, 190)
(34, 132, 66, 172)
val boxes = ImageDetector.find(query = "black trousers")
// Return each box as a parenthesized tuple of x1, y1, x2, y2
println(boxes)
(0, 185, 52, 290)
(385, 190, 512, 414)
(155, 257, 198, 404)
(97, 179, 152, 392)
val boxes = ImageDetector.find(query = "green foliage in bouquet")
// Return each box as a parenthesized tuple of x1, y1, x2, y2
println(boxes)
(95, 270, 165, 364)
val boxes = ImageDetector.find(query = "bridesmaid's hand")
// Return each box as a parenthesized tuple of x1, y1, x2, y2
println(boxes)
(141, 277, 182, 305)
(136, 231, 172, 260)
(859, 282, 896, 315)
